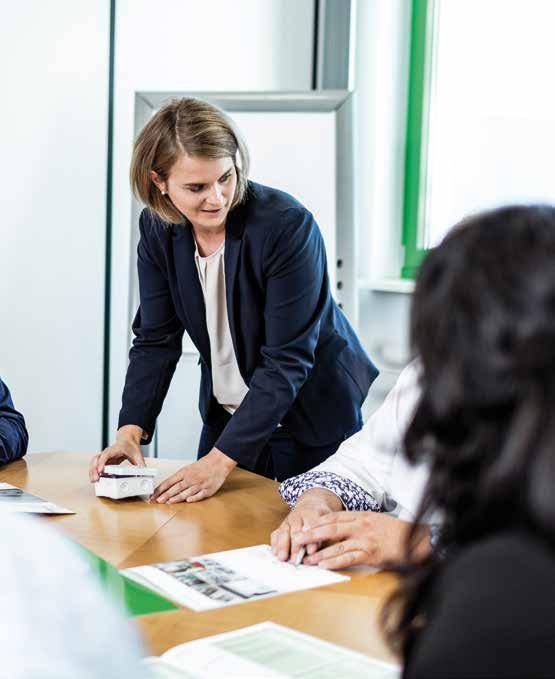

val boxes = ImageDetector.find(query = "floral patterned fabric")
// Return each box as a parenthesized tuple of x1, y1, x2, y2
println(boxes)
(279, 471, 382, 512)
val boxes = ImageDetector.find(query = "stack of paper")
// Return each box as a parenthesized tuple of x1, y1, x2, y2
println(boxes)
(0, 482, 74, 514)
(144, 622, 400, 678)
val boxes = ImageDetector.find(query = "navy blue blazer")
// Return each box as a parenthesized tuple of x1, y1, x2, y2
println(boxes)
(119, 182, 378, 469)
(0, 377, 28, 464)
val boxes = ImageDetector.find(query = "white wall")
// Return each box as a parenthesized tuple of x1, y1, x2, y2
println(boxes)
(353, 0, 414, 416)
(110, 0, 316, 457)
(0, 2, 109, 453)
(232, 110, 336, 290)
(355, 0, 412, 284)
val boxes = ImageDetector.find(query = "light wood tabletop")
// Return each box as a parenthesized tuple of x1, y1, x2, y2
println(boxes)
(0, 452, 398, 663)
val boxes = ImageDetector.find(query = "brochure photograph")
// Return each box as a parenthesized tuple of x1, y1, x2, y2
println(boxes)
(122, 544, 349, 611)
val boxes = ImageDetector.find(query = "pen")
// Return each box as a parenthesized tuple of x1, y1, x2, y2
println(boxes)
(294, 547, 306, 566)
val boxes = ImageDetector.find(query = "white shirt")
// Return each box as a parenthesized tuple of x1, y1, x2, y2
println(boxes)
(0, 512, 146, 679)
(193, 241, 249, 414)
(281, 361, 431, 522)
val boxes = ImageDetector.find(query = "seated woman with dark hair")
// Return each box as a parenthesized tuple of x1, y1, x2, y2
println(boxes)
(0, 377, 28, 463)
(382, 205, 555, 678)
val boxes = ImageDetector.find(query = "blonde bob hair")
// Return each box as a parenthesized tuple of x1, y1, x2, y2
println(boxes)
(130, 97, 250, 224)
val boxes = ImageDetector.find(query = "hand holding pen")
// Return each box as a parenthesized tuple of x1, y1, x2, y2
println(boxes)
(271, 488, 344, 565)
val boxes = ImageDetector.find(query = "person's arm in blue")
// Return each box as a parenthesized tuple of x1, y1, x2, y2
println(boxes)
(89, 213, 185, 483)
(117, 216, 185, 442)
(0, 378, 29, 463)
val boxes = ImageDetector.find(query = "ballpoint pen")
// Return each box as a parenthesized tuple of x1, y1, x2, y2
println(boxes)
(294, 546, 306, 566)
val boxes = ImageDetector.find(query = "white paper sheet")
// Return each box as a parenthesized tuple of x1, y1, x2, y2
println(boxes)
(0, 482, 74, 514)
(121, 544, 348, 611)
(144, 621, 400, 678)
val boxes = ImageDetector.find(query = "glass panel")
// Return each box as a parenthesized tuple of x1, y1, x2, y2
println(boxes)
(422, 0, 555, 246)
(78, 545, 178, 617)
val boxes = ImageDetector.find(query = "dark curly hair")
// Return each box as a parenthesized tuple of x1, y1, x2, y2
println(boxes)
(382, 204, 555, 655)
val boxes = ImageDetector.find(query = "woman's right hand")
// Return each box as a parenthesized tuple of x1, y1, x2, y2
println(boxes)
(271, 487, 343, 563)
(88, 425, 146, 483)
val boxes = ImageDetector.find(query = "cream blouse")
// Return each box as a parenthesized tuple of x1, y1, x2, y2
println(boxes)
(193, 240, 249, 414)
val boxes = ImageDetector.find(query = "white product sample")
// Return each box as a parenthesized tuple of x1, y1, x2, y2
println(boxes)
(95, 465, 158, 500)
(144, 621, 400, 678)
(121, 544, 349, 612)
(0, 482, 74, 514)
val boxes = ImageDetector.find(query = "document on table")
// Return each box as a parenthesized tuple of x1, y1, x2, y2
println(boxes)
(144, 621, 400, 678)
(121, 544, 348, 611)
(0, 482, 74, 514)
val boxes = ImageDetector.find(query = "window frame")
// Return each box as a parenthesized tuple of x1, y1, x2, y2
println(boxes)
(401, 0, 437, 280)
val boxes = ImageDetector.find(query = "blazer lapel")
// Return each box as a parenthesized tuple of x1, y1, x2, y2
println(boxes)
(224, 200, 248, 380)
(171, 224, 212, 366)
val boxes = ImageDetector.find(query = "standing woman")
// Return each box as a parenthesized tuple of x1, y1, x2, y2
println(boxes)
(89, 98, 377, 503)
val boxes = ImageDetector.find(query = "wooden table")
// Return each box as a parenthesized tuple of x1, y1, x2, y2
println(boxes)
(0, 453, 397, 663)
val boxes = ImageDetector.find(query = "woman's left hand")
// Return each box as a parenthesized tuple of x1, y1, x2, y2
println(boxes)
(292, 511, 429, 569)
(151, 448, 237, 504)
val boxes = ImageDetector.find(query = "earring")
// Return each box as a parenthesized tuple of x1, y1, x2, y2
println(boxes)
(161, 190, 166, 195)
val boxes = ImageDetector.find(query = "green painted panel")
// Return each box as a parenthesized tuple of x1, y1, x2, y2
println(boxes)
(78, 545, 178, 617)
(401, 0, 434, 280)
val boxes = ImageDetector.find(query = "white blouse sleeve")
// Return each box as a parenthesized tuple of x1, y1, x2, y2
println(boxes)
(280, 361, 424, 517)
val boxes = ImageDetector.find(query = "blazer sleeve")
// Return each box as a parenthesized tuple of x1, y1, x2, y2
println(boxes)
(118, 213, 185, 443)
(214, 207, 329, 467)
(0, 378, 28, 463)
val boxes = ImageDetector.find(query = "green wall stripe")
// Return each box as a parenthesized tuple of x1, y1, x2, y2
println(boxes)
(401, 0, 433, 279)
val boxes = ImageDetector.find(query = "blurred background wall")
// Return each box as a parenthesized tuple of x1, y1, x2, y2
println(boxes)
(1, 2, 109, 452)
(0, 0, 413, 456)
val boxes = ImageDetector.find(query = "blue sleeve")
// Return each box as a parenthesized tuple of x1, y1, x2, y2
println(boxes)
(0, 378, 29, 463)
(118, 212, 185, 443)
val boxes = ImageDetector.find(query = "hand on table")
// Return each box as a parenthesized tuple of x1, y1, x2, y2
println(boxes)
(150, 447, 237, 504)
(89, 425, 145, 482)
(292, 511, 429, 570)
(271, 488, 343, 564)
